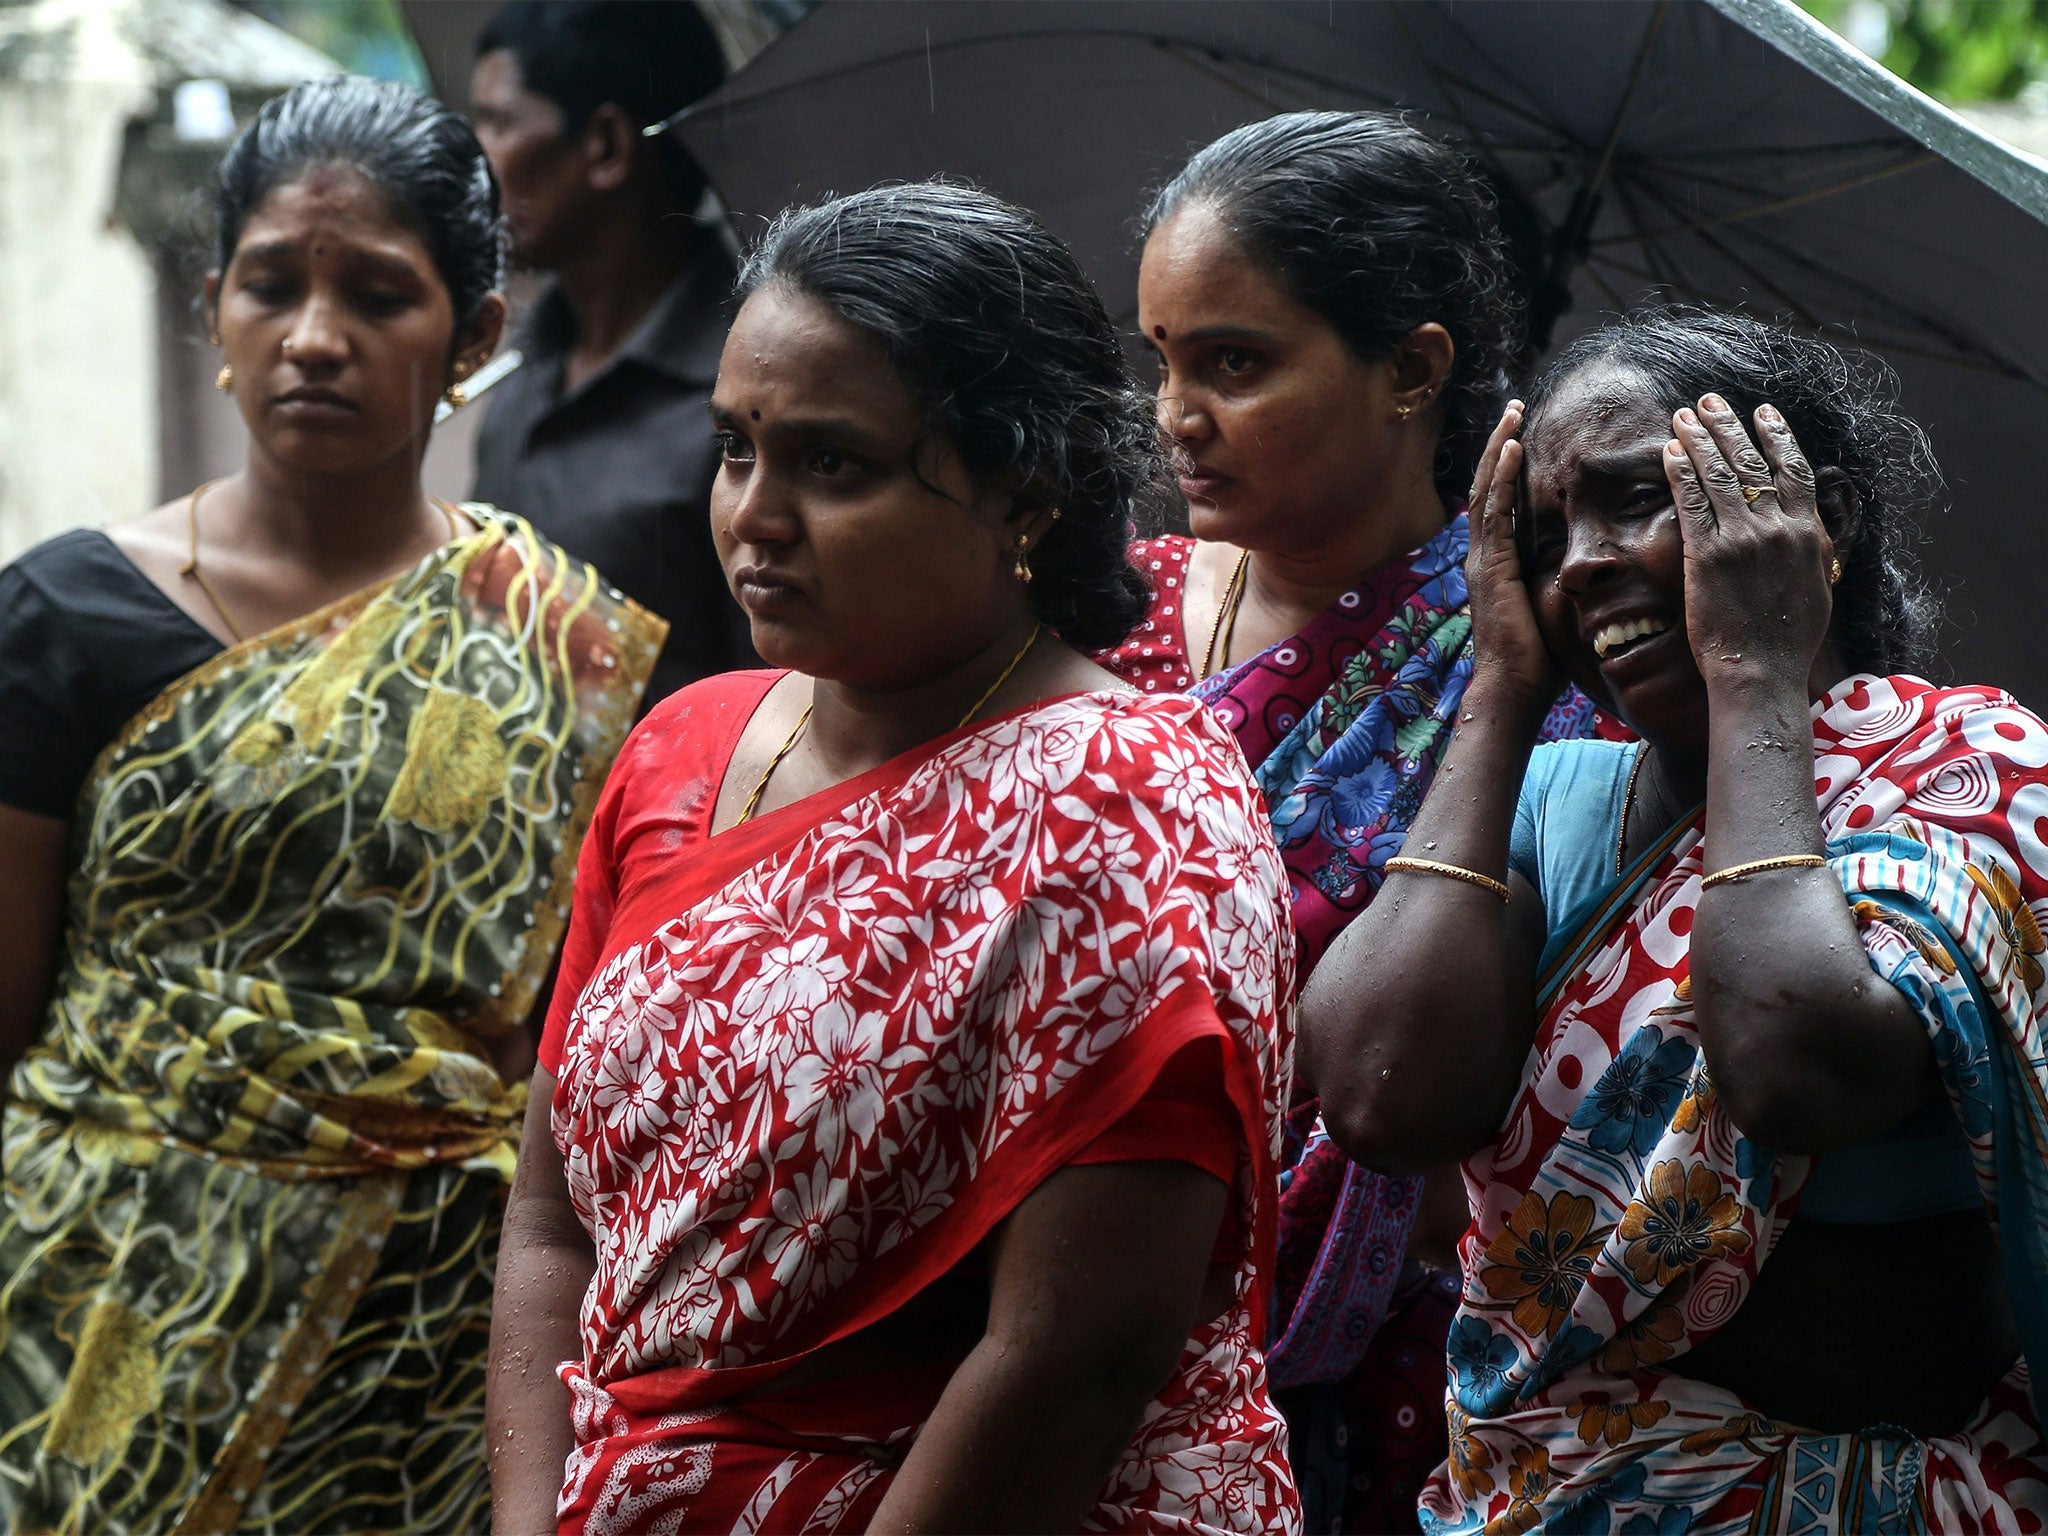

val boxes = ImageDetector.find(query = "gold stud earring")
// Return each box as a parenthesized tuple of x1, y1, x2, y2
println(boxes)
(443, 381, 469, 410)
(1013, 532, 1033, 583)
(215, 364, 234, 393)
(1828, 555, 1843, 586)
(1395, 402, 1414, 420)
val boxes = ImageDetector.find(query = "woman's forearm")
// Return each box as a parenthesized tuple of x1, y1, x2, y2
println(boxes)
(1692, 679, 1932, 1149)
(866, 1326, 1161, 1535)
(486, 1223, 591, 1536)
(1303, 680, 1544, 1172)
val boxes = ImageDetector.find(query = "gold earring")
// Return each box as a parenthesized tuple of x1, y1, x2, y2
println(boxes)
(1013, 532, 1033, 583)
(1395, 402, 1414, 420)
(1828, 555, 1843, 586)
(215, 364, 234, 393)
(443, 382, 469, 410)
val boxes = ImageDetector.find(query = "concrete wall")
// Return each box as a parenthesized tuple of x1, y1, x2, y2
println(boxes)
(0, 7, 157, 559)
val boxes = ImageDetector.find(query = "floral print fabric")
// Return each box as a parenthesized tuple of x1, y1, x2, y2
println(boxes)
(1423, 675, 2048, 1534)
(549, 689, 1303, 1534)
(0, 510, 661, 1533)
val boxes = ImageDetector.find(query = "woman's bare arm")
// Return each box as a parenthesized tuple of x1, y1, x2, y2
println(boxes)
(487, 1071, 593, 1536)
(865, 1159, 1228, 1535)
(1673, 398, 1933, 1151)
(0, 804, 68, 1078)
(1303, 411, 1554, 1174)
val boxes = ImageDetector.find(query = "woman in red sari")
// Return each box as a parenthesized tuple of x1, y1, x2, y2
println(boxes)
(486, 183, 1303, 1534)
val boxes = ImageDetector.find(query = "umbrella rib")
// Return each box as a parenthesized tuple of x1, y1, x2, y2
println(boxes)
(1584, 1, 1675, 209)
(1625, 175, 2036, 381)
(1591, 153, 1938, 246)
(1592, 249, 2028, 375)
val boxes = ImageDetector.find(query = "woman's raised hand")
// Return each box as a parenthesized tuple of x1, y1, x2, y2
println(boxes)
(1665, 395, 1834, 695)
(1466, 402, 1558, 718)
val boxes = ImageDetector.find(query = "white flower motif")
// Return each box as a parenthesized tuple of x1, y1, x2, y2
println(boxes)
(758, 1169, 861, 1299)
(782, 1001, 890, 1163)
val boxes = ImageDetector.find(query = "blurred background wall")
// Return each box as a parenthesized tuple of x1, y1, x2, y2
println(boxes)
(0, 0, 2042, 564)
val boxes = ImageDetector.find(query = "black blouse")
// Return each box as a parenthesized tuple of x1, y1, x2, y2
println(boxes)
(0, 530, 223, 819)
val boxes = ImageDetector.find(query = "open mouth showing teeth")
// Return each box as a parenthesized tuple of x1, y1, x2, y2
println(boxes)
(1592, 617, 1670, 660)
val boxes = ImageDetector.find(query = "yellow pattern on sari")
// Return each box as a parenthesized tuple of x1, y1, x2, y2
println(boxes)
(0, 507, 663, 1534)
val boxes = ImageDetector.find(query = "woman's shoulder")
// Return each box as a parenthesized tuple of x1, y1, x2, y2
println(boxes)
(1102, 535, 1197, 692)
(1006, 688, 1263, 808)
(615, 668, 783, 777)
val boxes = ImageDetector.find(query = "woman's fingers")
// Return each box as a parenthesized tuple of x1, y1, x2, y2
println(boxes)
(1664, 435, 1716, 544)
(1751, 403, 1819, 513)
(1673, 403, 1759, 527)
(1694, 394, 1781, 515)
(1468, 401, 1523, 526)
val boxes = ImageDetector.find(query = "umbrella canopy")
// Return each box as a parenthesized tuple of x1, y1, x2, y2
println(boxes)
(676, 0, 2048, 701)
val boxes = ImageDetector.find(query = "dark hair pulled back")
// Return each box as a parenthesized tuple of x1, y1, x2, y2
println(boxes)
(739, 181, 1160, 652)
(1524, 307, 1943, 677)
(1144, 109, 1525, 505)
(214, 76, 503, 331)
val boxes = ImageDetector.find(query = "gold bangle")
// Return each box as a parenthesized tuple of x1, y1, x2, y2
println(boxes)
(1383, 856, 1512, 904)
(1699, 853, 1827, 891)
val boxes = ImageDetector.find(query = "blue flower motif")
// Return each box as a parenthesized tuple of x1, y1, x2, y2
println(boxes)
(1448, 1316, 1520, 1416)
(1735, 1137, 1778, 1208)
(1570, 1025, 1698, 1160)
(1619, 1507, 1692, 1535)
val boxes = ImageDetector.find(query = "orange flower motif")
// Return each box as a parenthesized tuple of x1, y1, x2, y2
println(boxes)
(1670, 1066, 1714, 1133)
(1599, 1289, 1689, 1373)
(1679, 1411, 1781, 1455)
(1967, 863, 2045, 992)
(1575, 1398, 1672, 1447)
(1482, 1443, 1554, 1535)
(1651, 974, 1695, 1017)
(1479, 1190, 1615, 1338)
(1854, 900, 1958, 977)
(1447, 1408, 1497, 1501)
(1617, 1160, 1753, 1289)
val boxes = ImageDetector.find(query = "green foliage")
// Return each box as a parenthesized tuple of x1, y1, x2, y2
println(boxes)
(1804, 0, 2048, 102)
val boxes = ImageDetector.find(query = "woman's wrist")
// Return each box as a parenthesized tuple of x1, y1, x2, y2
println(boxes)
(1461, 669, 1555, 744)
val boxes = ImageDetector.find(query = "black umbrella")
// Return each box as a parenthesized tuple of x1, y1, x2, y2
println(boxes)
(670, 0, 2048, 700)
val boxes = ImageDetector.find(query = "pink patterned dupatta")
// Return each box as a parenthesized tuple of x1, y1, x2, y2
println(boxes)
(546, 685, 1303, 1534)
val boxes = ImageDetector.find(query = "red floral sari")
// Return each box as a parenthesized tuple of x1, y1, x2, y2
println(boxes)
(540, 672, 1303, 1534)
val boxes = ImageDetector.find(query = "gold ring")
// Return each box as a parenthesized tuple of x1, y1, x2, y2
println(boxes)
(1739, 483, 1767, 504)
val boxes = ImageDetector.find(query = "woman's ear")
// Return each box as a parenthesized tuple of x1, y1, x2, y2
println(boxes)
(453, 292, 509, 384)
(1392, 322, 1456, 416)
(1001, 473, 1062, 547)
(203, 271, 222, 335)
(1814, 466, 1863, 558)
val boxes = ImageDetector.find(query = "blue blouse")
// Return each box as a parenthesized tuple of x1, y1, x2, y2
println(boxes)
(1511, 739, 1978, 1224)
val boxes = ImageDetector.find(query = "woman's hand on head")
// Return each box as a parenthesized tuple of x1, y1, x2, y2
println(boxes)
(1465, 403, 1559, 719)
(1666, 395, 1834, 696)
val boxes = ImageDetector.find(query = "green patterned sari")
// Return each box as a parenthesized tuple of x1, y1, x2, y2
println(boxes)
(0, 508, 663, 1534)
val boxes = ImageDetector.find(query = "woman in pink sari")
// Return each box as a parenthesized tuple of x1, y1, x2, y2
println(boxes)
(486, 183, 1303, 1534)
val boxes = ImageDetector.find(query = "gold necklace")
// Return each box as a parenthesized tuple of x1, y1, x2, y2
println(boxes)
(1197, 548, 1252, 682)
(1616, 743, 1650, 877)
(182, 484, 460, 646)
(738, 624, 1043, 825)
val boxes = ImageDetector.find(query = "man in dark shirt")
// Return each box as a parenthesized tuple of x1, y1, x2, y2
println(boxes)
(469, 1, 752, 701)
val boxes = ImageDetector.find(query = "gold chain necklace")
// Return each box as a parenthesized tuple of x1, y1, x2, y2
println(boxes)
(1197, 548, 1252, 682)
(1615, 743, 1651, 877)
(737, 623, 1043, 825)
(181, 482, 460, 645)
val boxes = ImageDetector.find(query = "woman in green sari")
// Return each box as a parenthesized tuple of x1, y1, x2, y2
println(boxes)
(0, 78, 662, 1533)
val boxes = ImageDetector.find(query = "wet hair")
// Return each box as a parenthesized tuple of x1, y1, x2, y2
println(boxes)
(1523, 307, 1943, 677)
(1144, 110, 1525, 504)
(214, 76, 503, 332)
(739, 182, 1161, 652)
(476, 0, 727, 205)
